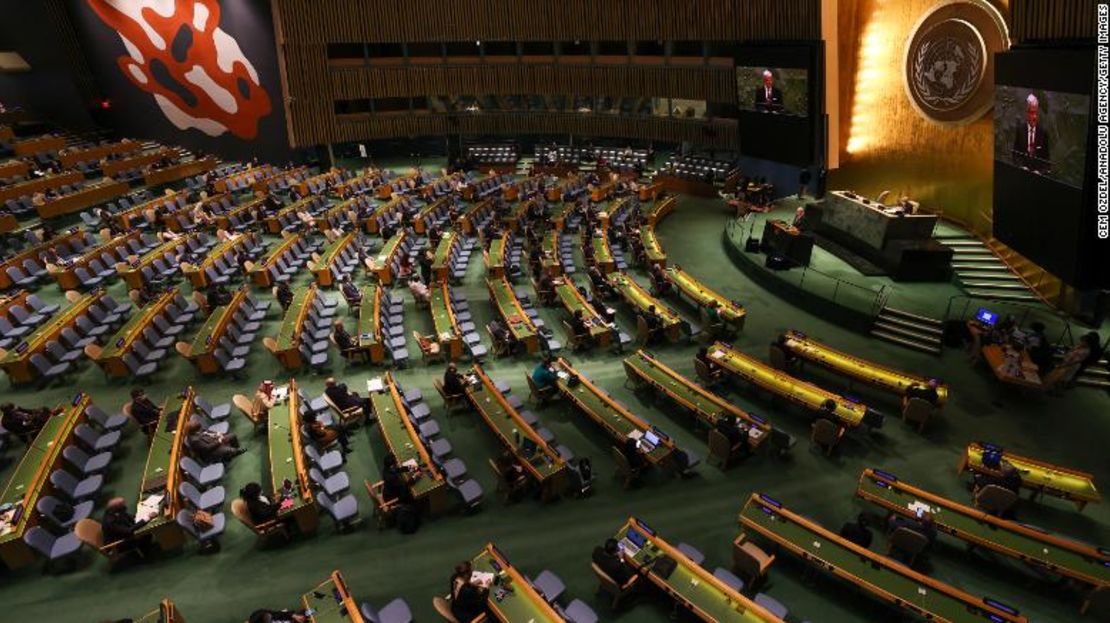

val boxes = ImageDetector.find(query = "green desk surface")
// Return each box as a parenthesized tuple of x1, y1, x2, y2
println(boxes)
(608, 273, 681, 327)
(857, 470, 1110, 587)
(665, 267, 745, 324)
(357, 285, 380, 348)
(268, 397, 309, 513)
(467, 378, 563, 481)
(489, 279, 536, 342)
(486, 235, 506, 272)
(555, 364, 671, 465)
(0, 445, 47, 509)
(472, 546, 563, 623)
(642, 227, 666, 261)
(0, 294, 96, 365)
(317, 233, 352, 268)
(592, 236, 612, 264)
(429, 287, 456, 339)
(623, 352, 761, 433)
(277, 288, 314, 350)
(964, 444, 1100, 503)
(432, 232, 455, 271)
(101, 292, 172, 359)
(615, 522, 772, 623)
(0, 405, 78, 544)
(375, 233, 403, 266)
(189, 304, 228, 356)
(709, 343, 867, 428)
(553, 281, 610, 341)
(740, 496, 1027, 623)
(302, 576, 350, 623)
(140, 394, 185, 489)
(370, 388, 442, 499)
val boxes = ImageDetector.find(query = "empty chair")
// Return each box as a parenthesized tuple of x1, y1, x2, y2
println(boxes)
(60, 327, 93, 350)
(85, 405, 127, 432)
(8, 304, 44, 327)
(49, 469, 103, 502)
(63, 445, 112, 476)
(30, 352, 71, 384)
(316, 490, 359, 529)
(23, 526, 82, 565)
(179, 481, 226, 511)
(304, 444, 344, 474)
(753, 593, 788, 619)
(75, 423, 121, 453)
(448, 478, 483, 510)
(123, 352, 158, 379)
(677, 542, 706, 566)
(563, 599, 598, 623)
(531, 570, 566, 603)
(179, 456, 225, 488)
(45, 340, 82, 365)
(0, 316, 31, 340)
(712, 567, 745, 592)
(75, 315, 108, 338)
(309, 466, 350, 497)
(359, 598, 413, 623)
(194, 395, 231, 421)
(36, 495, 94, 531)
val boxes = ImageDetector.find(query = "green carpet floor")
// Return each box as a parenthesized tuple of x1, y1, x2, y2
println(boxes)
(0, 186, 1107, 623)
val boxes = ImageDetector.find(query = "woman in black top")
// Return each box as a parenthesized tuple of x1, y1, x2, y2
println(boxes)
(381, 454, 414, 504)
(240, 482, 280, 524)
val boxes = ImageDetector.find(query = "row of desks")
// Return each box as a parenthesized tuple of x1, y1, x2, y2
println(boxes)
(429, 283, 464, 360)
(369, 232, 405, 285)
(739, 493, 1028, 623)
(959, 441, 1100, 511)
(665, 265, 746, 332)
(0, 291, 105, 384)
(183, 287, 248, 373)
(50, 229, 141, 290)
(142, 157, 217, 187)
(551, 276, 612, 348)
(183, 232, 254, 289)
(369, 373, 450, 515)
(101, 148, 174, 178)
(134, 388, 195, 553)
(623, 350, 770, 451)
(0, 229, 93, 289)
(0, 393, 89, 569)
(314, 231, 357, 287)
(355, 285, 386, 363)
(554, 358, 677, 469)
(780, 329, 949, 406)
(273, 284, 319, 369)
(607, 272, 683, 342)
(0, 170, 82, 203)
(250, 232, 303, 287)
(465, 365, 569, 500)
(487, 277, 540, 355)
(36, 178, 129, 219)
(268, 380, 319, 534)
(120, 234, 196, 290)
(709, 342, 871, 429)
(58, 139, 142, 168)
(94, 288, 178, 377)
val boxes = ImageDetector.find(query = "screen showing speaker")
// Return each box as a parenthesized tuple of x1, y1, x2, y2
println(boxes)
(736, 66, 809, 118)
(993, 85, 1090, 189)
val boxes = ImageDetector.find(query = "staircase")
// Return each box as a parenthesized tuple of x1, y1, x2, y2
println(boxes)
(871, 305, 943, 355)
(937, 235, 1040, 303)
(1076, 357, 1109, 389)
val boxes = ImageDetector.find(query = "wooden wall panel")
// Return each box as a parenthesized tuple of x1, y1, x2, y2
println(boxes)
(327, 65, 735, 102)
(330, 113, 738, 149)
(1011, 0, 1097, 42)
(272, 0, 815, 146)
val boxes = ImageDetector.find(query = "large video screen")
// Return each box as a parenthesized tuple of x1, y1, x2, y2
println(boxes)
(735, 66, 809, 117)
(993, 86, 1090, 189)
(992, 47, 1102, 289)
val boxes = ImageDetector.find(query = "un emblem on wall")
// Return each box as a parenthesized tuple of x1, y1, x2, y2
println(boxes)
(904, 0, 1009, 126)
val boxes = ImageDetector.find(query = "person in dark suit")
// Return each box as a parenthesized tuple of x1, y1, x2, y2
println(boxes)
(592, 538, 637, 585)
(239, 482, 280, 524)
(442, 363, 468, 395)
(449, 561, 489, 623)
(129, 388, 162, 436)
(381, 454, 415, 504)
(323, 377, 372, 420)
(1011, 93, 1051, 174)
(754, 70, 784, 113)
(101, 497, 149, 552)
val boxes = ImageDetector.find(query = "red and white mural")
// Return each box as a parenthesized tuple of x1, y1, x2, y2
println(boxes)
(85, 0, 272, 139)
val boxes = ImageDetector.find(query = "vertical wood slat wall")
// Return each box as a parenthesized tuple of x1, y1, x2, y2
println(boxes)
(272, 0, 820, 146)
(1010, 0, 1098, 42)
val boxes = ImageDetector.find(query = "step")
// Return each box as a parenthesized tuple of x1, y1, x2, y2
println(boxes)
(871, 329, 942, 355)
(873, 319, 944, 345)
(875, 313, 944, 339)
(964, 289, 1040, 302)
(961, 281, 1032, 291)
(955, 271, 1025, 281)
(938, 239, 987, 248)
(877, 306, 944, 329)
(952, 263, 1011, 273)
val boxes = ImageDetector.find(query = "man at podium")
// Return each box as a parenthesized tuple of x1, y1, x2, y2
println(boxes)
(1010, 93, 1051, 174)
(754, 70, 784, 113)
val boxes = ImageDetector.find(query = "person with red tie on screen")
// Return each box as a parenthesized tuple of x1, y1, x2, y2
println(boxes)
(1011, 93, 1051, 174)
(754, 69, 784, 113)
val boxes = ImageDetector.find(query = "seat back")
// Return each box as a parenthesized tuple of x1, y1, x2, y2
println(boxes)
(73, 518, 105, 549)
(902, 398, 934, 429)
(889, 526, 929, 558)
(733, 538, 774, 585)
(975, 484, 1018, 515)
(707, 429, 732, 467)
(432, 596, 461, 623)
(811, 418, 841, 445)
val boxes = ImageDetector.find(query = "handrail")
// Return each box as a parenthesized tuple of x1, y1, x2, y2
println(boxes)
(942, 294, 1078, 346)
(726, 216, 887, 318)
